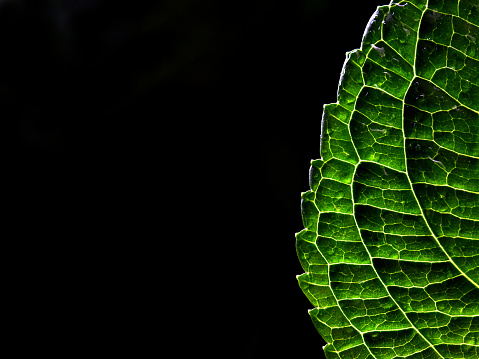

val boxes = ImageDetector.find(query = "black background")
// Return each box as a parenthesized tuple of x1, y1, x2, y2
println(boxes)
(12, 0, 388, 357)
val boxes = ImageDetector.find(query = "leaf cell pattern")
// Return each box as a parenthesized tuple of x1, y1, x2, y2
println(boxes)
(297, 1, 478, 358)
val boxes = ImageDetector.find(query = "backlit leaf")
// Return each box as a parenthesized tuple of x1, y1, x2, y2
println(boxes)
(297, 1, 479, 358)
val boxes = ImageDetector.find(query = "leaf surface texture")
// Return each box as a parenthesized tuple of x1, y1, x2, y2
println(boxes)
(297, 1, 479, 358)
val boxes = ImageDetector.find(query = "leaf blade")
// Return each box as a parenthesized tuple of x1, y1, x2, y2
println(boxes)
(298, 1, 479, 357)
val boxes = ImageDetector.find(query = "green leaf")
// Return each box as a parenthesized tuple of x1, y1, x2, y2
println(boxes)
(297, 1, 479, 358)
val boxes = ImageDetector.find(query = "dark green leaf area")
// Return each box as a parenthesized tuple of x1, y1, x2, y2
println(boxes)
(362, 231, 448, 262)
(439, 237, 479, 285)
(314, 179, 353, 214)
(356, 205, 429, 235)
(315, 236, 370, 264)
(388, 286, 437, 312)
(391, 278, 478, 317)
(350, 112, 405, 172)
(431, 69, 463, 105)
(406, 140, 449, 186)
(404, 105, 434, 140)
(459, 0, 479, 27)
(419, 35, 479, 111)
(432, 106, 479, 157)
(363, 59, 410, 98)
(355, 162, 410, 190)
(432, 66, 479, 113)
(329, 263, 388, 300)
(425, 276, 479, 315)
(373, 258, 460, 287)
(416, 40, 448, 80)
(446, 45, 478, 81)
(354, 162, 421, 214)
(309, 307, 364, 353)
(425, 210, 479, 240)
(419, 10, 454, 46)
(317, 213, 361, 242)
(407, 311, 457, 331)
(408, 313, 478, 346)
(405, 78, 458, 113)
(354, 181, 420, 214)
(439, 237, 479, 279)
(340, 297, 410, 332)
(365, 41, 414, 82)
(414, 184, 479, 220)
(452, 16, 479, 62)
(413, 0, 429, 11)
(429, 0, 460, 15)
(322, 110, 359, 164)
(364, 329, 430, 359)
(436, 344, 479, 359)
(381, 2, 422, 66)
(406, 139, 479, 192)
(356, 87, 403, 128)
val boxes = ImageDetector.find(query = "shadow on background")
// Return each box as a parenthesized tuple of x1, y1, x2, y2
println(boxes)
(10, 0, 388, 357)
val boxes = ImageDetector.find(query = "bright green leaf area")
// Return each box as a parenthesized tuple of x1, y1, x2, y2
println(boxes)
(297, 1, 479, 358)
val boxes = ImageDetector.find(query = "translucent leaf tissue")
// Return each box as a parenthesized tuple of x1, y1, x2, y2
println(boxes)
(296, 1, 478, 358)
